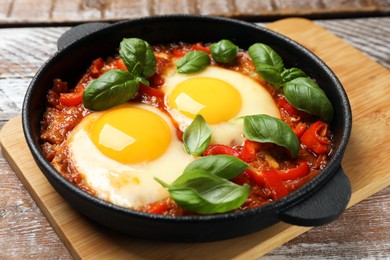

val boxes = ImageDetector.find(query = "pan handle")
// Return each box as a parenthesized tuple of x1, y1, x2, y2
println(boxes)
(57, 22, 111, 50)
(278, 166, 351, 226)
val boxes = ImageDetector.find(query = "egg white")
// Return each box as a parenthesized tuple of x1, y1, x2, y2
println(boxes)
(67, 103, 194, 209)
(163, 66, 280, 146)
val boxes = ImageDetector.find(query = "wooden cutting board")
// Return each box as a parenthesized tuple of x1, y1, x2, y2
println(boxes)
(1, 18, 389, 259)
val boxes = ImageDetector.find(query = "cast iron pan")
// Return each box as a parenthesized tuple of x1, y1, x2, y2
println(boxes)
(22, 15, 352, 242)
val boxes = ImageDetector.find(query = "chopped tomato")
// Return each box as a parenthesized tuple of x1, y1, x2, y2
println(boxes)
(173, 49, 187, 57)
(203, 144, 240, 157)
(147, 73, 165, 88)
(89, 57, 104, 77)
(240, 140, 261, 163)
(277, 161, 309, 181)
(52, 78, 68, 93)
(113, 58, 127, 71)
(59, 84, 84, 107)
(300, 121, 331, 155)
(136, 83, 165, 109)
(176, 129, 184, 141)
(145, 201, 168, 214)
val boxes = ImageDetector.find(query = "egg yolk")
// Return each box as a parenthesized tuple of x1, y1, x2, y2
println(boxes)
(90, 107, 172, 164)
(167, 77, 242, 124)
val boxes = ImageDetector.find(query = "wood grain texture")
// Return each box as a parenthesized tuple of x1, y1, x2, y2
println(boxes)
(1, 115, 389, 260)
(0, 0, 389, 25)
(0, 17, 389, 259)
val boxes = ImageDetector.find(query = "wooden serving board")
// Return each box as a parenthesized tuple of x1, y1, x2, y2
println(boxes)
(1, 18, 389, 259)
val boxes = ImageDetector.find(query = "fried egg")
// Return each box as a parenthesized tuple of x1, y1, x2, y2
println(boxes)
(67, 103, 194, 209)
(163, 66, 280, 146)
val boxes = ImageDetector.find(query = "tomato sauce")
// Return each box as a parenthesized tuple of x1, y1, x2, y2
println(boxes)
(41, 42, 333, 216)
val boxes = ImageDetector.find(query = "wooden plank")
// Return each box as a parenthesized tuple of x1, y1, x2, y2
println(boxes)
(7, 0, 52, 22)
(152, 0, 197, 15)
(106, 0, 150, 18)
(316, 19, 390, 69)
(0, 0, 13, 19)
(51, 0, 101, 21)
(0, 0, 389, 25)
(1, 18, 389, 259)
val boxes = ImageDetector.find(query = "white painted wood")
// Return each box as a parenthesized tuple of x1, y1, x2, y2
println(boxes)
(0, 0, 389, 25)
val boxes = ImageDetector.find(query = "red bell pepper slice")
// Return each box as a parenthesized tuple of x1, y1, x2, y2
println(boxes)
(138, 83, 165, 99)
(300, 121, 330, 155)
(245, 168, 266, 186)
(277, 161, 309, 181)
(294, 122, 307, 138)
(284, 170, 318, 192)
(192, 43, 210, 54)
(203, 144, 240, 157)
(59, 84, 85, 107)
(240, 140, 261, 163)
(232, 172, 252, 186)
(262, 169, 289, 200)
(278, 96, 300, 117)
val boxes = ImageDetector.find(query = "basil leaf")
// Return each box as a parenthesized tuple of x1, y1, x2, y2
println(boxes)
(210, 39, 238, 64)
(284, 77, 334, 122)
(177, 50, 210, 74)
(285, 77, 320, 89)
(184, 155, 248, 179)
(248, 43, 284, 73)
(155, 169, 250, 214)
(83, 70, 139, 111)
(281, 67, 307, 82)
(183, 114, 212, 156)
(255, 63, 284, 89)
(119, 38, 156, 78)
(243, 114, 300, 158)
(135, 76, 149, 86)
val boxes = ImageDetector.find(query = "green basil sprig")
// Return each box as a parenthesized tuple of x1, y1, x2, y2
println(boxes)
(119, 38, 156, 78)
(82, 70, 140, 111)
(177, 50, 210, 74)
(83, 38, 156, 111)
(248, 43, 333, 122)
(284, 77, 334, 122)
(182, 114, 212, 156)
(154, 155, 249, 214)
(281, 67, 306, 82)
(184, 154, 248, 179)
(248, 43, 284, 71)
(248, 43, 284, 88)
(243, 114, 300, 158)
(210, 39, 238, 64)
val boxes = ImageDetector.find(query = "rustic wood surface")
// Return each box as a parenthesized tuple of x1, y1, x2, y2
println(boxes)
(0, 17, 389, 259)
(0, 0, 389, 25)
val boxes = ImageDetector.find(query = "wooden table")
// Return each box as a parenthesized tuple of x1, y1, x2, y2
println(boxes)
(1, 16, 389, 259)
(1, 0, 389, 25)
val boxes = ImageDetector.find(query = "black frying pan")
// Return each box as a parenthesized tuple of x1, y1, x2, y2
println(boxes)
(22, 15, 352, 242)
